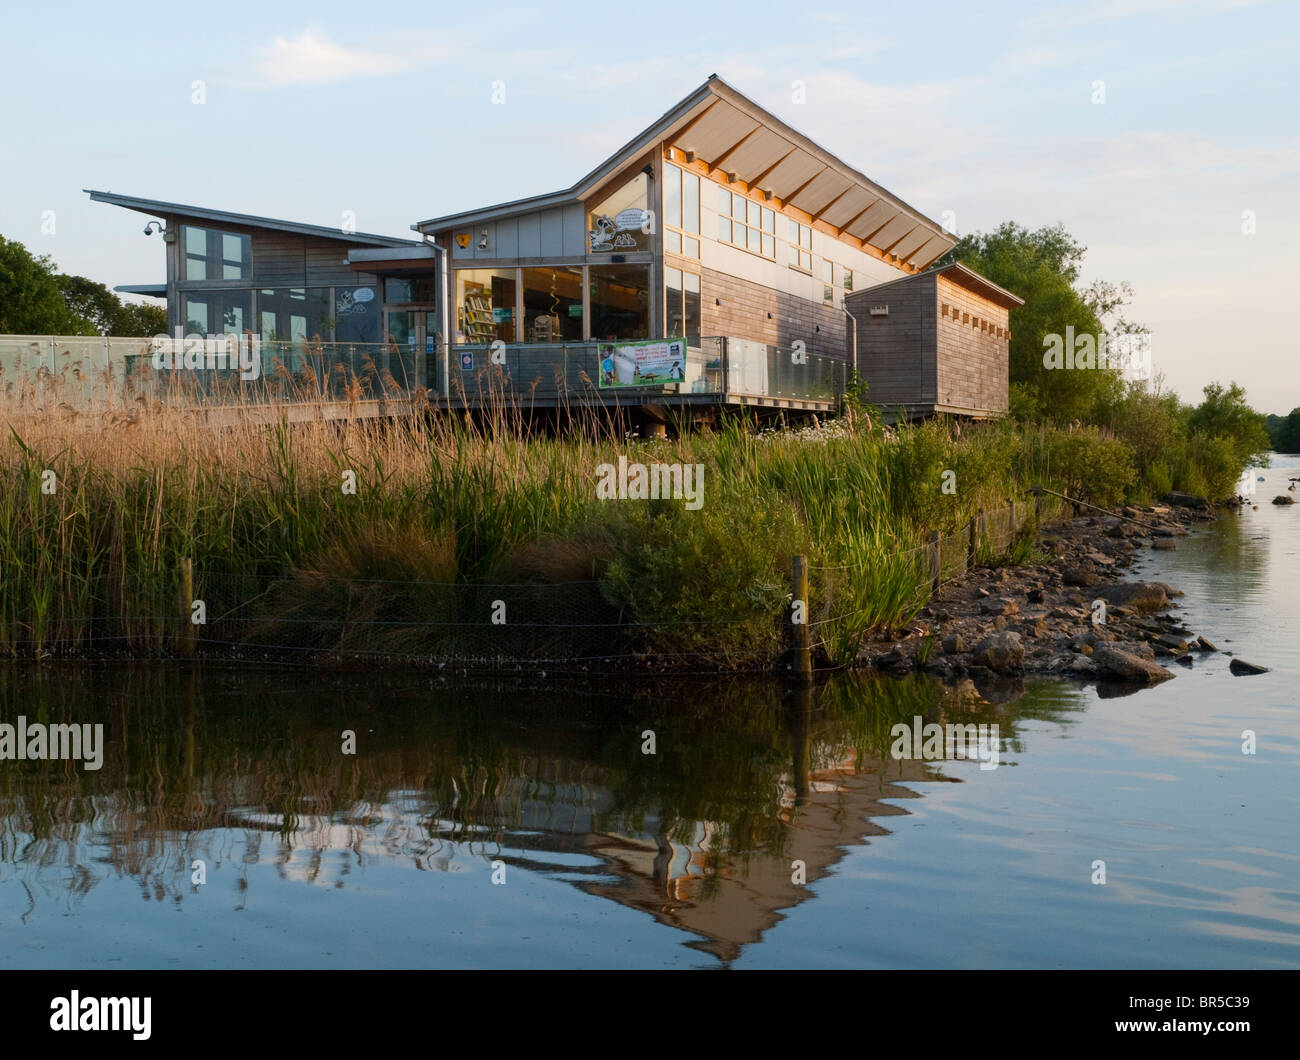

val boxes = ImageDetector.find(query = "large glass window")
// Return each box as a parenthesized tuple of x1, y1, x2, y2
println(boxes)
(334, 286, 380, 343)
(788, 220, 813, 271)
(184, 291, 251, 335)
(258, 287, 332, 342)
(714, 185, 774, 258)
(589, 264, 650, 341)
(665, 267, 700, 339)
(183, 225, 251, 281)
(588, 171, 650, 253)
(456, 268, 517, 343)
(384, 277, 437, 303)
(522, 266, 583, 342)
(662, 163, 700, 259)
(822, 259, 835, 303)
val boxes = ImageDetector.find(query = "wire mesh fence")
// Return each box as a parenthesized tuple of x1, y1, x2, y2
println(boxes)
(0, 500, 1045, 670)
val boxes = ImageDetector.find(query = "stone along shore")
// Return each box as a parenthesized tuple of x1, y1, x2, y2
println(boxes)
(858, 502, 1268, 686)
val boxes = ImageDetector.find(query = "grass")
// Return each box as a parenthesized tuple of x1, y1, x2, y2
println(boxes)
(0, 376, 1104, 669)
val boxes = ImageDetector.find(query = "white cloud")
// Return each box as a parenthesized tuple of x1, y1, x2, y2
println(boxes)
(251, 29, 451, 86)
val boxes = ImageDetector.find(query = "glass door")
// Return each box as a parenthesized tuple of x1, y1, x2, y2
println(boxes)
(384, 307, 437, 389)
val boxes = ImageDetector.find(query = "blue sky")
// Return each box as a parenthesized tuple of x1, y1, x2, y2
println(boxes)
(3, 0, 1297, 409)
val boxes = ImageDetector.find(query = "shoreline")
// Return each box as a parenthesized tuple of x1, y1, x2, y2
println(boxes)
(856, 500, 1223, 687)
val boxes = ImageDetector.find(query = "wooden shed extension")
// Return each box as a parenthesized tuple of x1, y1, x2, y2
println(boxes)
(847, 261, 1023, 420)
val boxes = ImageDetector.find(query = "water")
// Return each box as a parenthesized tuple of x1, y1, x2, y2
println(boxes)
(2, 460, 1298, 969)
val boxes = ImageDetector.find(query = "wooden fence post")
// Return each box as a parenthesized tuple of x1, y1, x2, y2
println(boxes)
(1009, 496, 1017, 543)
(928, 530, 941, 594)
(179, 557, 195, 658)
(967, 515, 977, 570)
(791, 555, 812, 684)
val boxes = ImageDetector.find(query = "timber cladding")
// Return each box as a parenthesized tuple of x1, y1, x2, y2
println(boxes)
(935, 274, 1009, 414)
(847, 271, 1012, 416)
(699, 268, 847, 360)
(848, 273, 936, 406)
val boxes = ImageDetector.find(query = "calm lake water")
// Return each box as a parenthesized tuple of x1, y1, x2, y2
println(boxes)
(2, 458, 1298, 969)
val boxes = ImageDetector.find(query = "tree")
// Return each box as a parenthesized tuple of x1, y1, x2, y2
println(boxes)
(0, 236, 90, 334)
(58, 273, 166, 336)
(1188, 382, 1272, 467)
(1266, 409, 1300, 453)
(937, 222, 1125, 424)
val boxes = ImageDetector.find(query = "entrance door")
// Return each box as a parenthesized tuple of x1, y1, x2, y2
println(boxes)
(384, 308, 437, 389)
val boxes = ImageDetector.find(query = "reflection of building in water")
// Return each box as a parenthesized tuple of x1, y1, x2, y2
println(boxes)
(580, 749, 941, 964)
(1, 677, 1006, 961)
(0, 738, 953, 965)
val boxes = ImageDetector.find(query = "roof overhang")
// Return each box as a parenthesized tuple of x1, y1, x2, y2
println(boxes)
(931, 261, 1024, 308)
(86, 190, 422, 248)
(850, 260, 1024, 309)
(345, 245, 439, 271)
(113, 283, 167, 298)
(413, 76, 956, 269)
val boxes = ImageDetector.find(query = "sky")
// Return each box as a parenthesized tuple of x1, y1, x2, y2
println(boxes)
(3, 0, 1296, 410)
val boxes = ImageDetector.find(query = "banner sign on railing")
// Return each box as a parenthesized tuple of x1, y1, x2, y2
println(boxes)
(597, 338, 687, 388)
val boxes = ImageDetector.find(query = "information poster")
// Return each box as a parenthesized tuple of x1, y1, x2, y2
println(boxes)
(597, 339, 686, 388)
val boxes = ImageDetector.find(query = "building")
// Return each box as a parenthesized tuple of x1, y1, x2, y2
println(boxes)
(88, 75, 1019, 423)
(846, 262, 1024, 418)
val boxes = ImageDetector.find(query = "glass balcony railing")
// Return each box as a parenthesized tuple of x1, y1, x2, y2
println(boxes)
(0, 334, 844, 410)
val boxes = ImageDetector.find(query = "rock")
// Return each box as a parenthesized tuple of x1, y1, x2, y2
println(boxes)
(1114, 640, 1155, 661)
(1273, 495, 1296, 505)
(1152, 539, 1177, 550)
(923, 656, 956, 678)
(1229, 658, 1270, 676)
(1155, 633, 1189, 653)
(980, 596, 1020, 616)
(1026, 588, 1045, 603)
(1092, 644, 1176, 684)
(1099, 582, 1170, 612)
(1062, 567, 1100, 587)
(1085, 551, 1116, 565)
(971, 631, 1025, 674)
(941, 634, 968, 654)
(1176, 654, 1194, 667)
(1166, 491, 1208, 509)
(1194, 635, 1217, 652)
(1019, 619, 1049, 638)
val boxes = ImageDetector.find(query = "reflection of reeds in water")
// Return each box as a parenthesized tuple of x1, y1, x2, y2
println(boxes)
(0, 668, 1069, 960)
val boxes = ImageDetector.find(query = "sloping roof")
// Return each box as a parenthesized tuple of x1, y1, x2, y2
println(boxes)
(113, 283, 167, 298)
(86, 190, 422, 248)
(414, 75, 956, 269)
(849, 260, 1024, 309)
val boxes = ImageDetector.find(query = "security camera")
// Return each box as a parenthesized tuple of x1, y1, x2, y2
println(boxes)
(144, 221, 166, 237)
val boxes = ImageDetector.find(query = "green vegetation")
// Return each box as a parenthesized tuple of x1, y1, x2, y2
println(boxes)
(1265, 408, 1300, 454)
(941, 223, 1270, 501)
(0, 398, 1077, 668)
(0, 235, 166, 336)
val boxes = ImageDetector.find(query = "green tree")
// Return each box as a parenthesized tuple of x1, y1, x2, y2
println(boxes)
(1266, 408, 1300, 453)
(58, 273, 166, 336)
(0, 236, 90, 334)
(1188, 382, 1271, 468)
(937, 222, 1124, 424)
